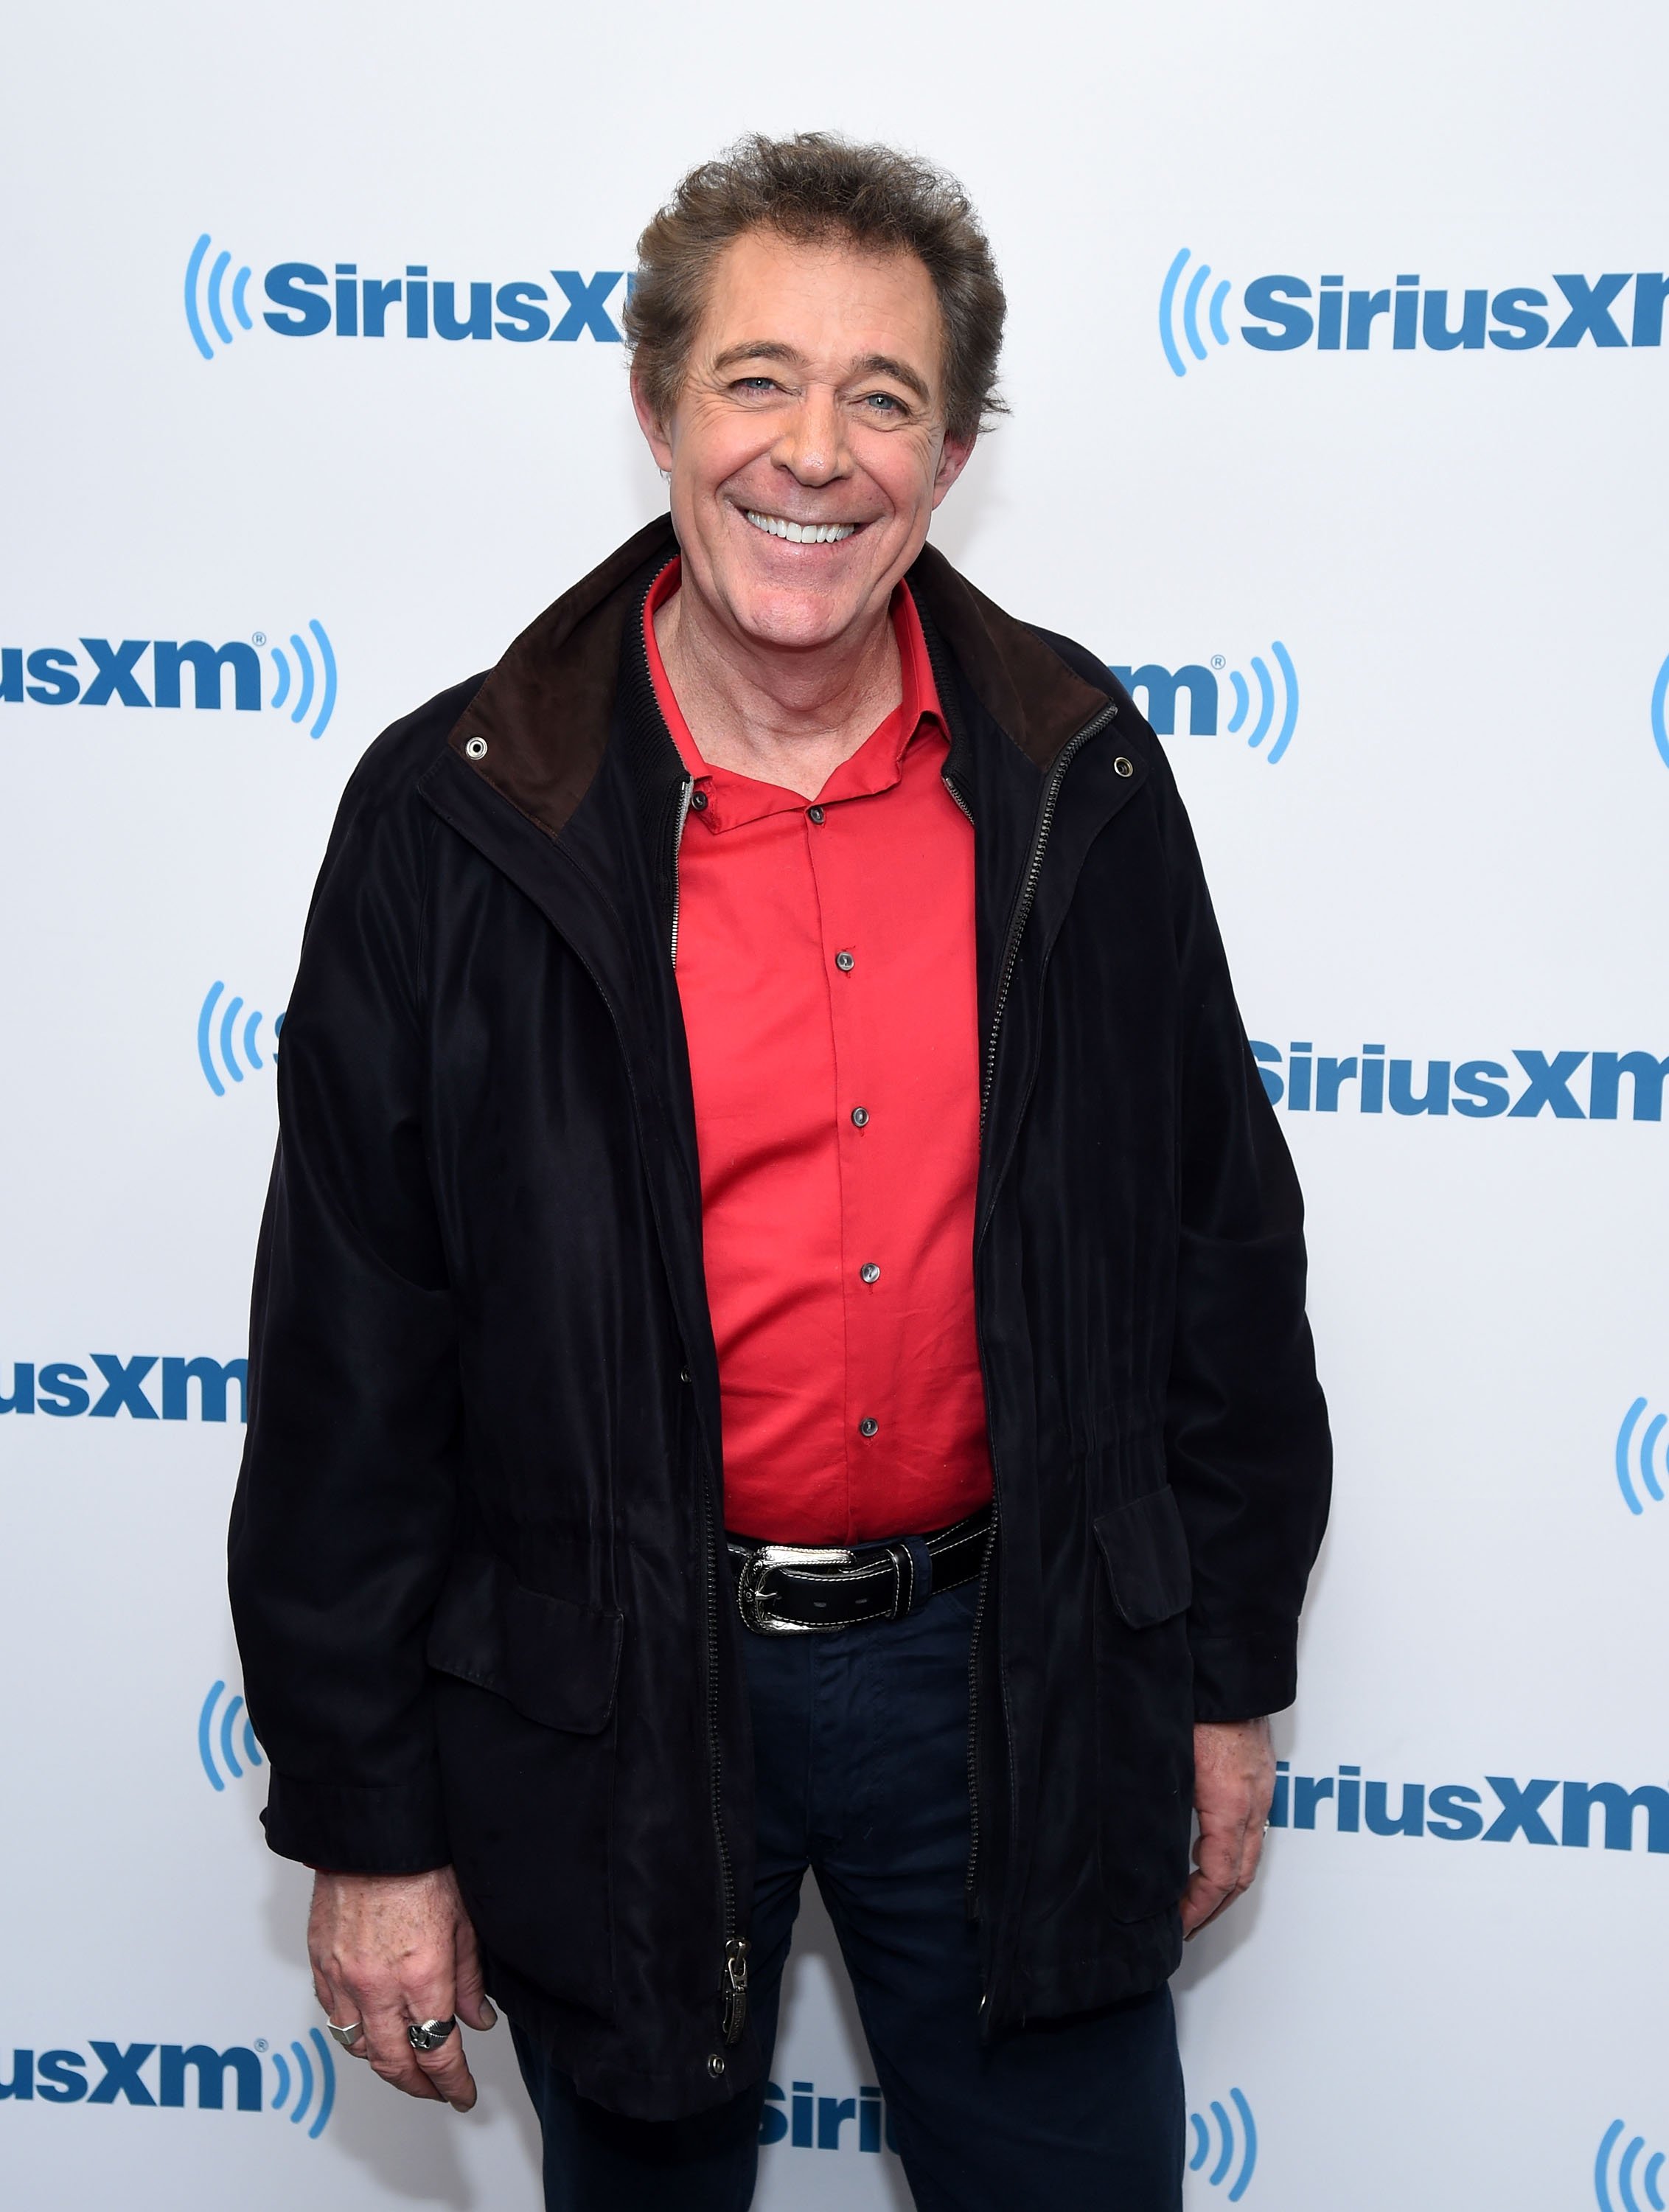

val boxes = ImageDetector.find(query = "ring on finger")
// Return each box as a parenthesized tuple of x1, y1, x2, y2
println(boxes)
(407, 2015, 458, 2054)
(325, 2020, 365, 2051)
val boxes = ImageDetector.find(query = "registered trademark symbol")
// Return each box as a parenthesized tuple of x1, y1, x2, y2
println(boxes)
(251, 631, 267, 647)
(1210, 654, 1226, 669)
(254, 2039, 268, 2052)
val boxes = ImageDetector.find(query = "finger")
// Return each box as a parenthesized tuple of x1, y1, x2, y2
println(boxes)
(310, 1964, 372, 2059)
(396, 1959, 477, 2112)
(453, 1916, 497, 2034)
(1238, 1818, 1269, 1890)
(411, 2021, 478, 2112)
(1181, 1817, 1247, 1935)
(1213, 1806, 1264, 1897)
(357, 1993, 445, 2101)
(1182, 1812, 1270, 1935)
(1188, 1885, 1241, 1937)
(1180, 1869, 1232, 1937)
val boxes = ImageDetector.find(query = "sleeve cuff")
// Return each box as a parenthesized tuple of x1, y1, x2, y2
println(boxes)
(1188, 1628, 1298, 1723)
(260, 1771, 450, 1874)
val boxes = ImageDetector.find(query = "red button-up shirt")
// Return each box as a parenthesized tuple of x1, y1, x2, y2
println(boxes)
(645, 560, 993, 1544)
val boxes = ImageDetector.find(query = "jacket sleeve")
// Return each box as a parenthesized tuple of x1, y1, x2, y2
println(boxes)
(229, 756, 459, 1872)
(1149, 740, 1332, 1722)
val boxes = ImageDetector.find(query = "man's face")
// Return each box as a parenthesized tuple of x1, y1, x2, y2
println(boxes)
(633, 228, 972, 654)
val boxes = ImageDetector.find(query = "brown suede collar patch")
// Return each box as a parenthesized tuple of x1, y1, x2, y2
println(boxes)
(447, 515, 1109, 842)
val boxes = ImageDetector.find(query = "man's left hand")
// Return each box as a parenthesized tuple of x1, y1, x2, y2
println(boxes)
(1181, 1717, 1275, 1938)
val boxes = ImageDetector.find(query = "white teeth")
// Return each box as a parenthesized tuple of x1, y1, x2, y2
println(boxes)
(743, 509, 857, 544)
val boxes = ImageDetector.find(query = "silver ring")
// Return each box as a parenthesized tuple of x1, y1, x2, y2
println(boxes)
(326, 2020, 363, 2050)
(406, 2015, 457, 2054)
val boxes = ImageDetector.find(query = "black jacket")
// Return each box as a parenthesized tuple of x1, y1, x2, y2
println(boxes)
(229, 516, 1330, 2121)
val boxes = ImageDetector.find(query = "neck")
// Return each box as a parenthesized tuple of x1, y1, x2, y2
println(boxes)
(655, 580, 902, 801)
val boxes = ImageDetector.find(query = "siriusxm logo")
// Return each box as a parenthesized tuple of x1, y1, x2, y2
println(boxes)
(1, 625, 337, 737)
(1188, 2090, 1257, 2200)
(1250, 1042, 1669, 1121)
(198, 1680, 264, 1793)
(186, 232, 629, 358)
(1617, 1400, 1669, 1516)
(1273, 1762, 1669, 1854)
(758, 2077, 896, 2154)
(199, 981, 284, 1098)
(1112, 647, 1298, 764)
(1596, 2121, 1668, 2212)
(1160, 248, 1669, 376)
(0, 1357, 246, 1423)
(0, 2032, 333, 2138)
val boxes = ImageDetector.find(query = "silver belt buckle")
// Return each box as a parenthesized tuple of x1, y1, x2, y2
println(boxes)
(736, 1543, 854, 1634)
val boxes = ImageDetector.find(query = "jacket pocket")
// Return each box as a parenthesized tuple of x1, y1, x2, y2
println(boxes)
(1093, 1484, 1193, 1628)
(425, 1553, 624, 2021)
(425, 1551, 623, 1732)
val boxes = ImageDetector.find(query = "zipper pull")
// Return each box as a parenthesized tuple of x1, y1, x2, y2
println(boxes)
(721, 1936, 750, 2043)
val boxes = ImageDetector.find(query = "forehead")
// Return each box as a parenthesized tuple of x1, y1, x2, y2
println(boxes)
(694, 229, 944, 384)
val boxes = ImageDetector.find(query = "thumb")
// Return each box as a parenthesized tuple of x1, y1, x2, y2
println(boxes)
(453, 1910, 497, 2033)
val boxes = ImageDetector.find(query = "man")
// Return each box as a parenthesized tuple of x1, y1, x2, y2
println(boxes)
(230, 133, 1330, 2211)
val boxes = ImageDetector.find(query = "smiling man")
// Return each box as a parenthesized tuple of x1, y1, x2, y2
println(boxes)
(230, 135, 1331, 2211)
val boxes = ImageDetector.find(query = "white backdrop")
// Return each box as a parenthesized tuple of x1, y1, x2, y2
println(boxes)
(4, 4, 1667, 2207)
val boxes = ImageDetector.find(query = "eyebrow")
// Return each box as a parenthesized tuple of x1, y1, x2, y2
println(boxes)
(710, 341, 932, 406)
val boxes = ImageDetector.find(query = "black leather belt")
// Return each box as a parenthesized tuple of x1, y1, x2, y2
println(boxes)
(726, 1506, 992, 1635)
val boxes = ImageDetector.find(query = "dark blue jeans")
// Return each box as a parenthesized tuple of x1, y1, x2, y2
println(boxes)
(512, 1578, 1183, 2210)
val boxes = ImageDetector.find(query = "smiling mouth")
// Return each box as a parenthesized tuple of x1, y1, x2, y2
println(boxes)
(742, 509, 860, 545)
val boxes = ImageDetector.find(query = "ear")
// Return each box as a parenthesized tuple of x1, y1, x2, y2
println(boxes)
(630, 370, 675, 474)
(930, 430, 976, 510)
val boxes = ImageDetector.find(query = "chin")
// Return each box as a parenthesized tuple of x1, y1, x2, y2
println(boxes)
(725, 580, 871, 650)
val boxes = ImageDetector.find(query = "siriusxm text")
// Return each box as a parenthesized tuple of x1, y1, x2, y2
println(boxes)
(1, 1357, 246, 1422)
(1, 2042, 262, 2107)
(759, 2079, 898, 2154)
(1250, 1043, 1669, 1121)
(6, 640, 265, 711)
(1241, 271, 1669, 352)
(1273, 1764, 1669, 1852)
(264, 265, 628, 342)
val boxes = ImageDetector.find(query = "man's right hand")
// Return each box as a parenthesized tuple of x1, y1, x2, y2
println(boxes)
(307, 1865, 495, 2112)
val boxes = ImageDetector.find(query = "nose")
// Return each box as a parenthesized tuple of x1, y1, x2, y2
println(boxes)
(770, 383, 850, 487)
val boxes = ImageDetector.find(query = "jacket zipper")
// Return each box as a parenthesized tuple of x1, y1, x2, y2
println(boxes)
(702, 1474, 749, 2042)
(548, 900, 748, 2050)
(977, 700, 1119, 1131)
(950, 696, 1120, 1935)
(668, 774, 694, 967)
(652, 651, 748, 2047)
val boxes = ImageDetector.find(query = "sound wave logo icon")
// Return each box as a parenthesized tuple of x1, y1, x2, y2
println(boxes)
(1595, 2119, 1667, 2211)
(1651, 654, 1669, 771)
(267, 620, 337, 738)
(1188, 2088, 1257, 2199)
(185, 233, 254, 361)
(1616, 1399, 1668, 1515)
(198, 1680, 263, 1792)
(198, 981, 283, 1098)
(271, 2029, 336, 2140)
(1160, 249, 1233, 378)
(1224, 644, 1299, 762)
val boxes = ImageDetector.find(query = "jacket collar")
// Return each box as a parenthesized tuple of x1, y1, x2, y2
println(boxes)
(445, 515, 1113, 838)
